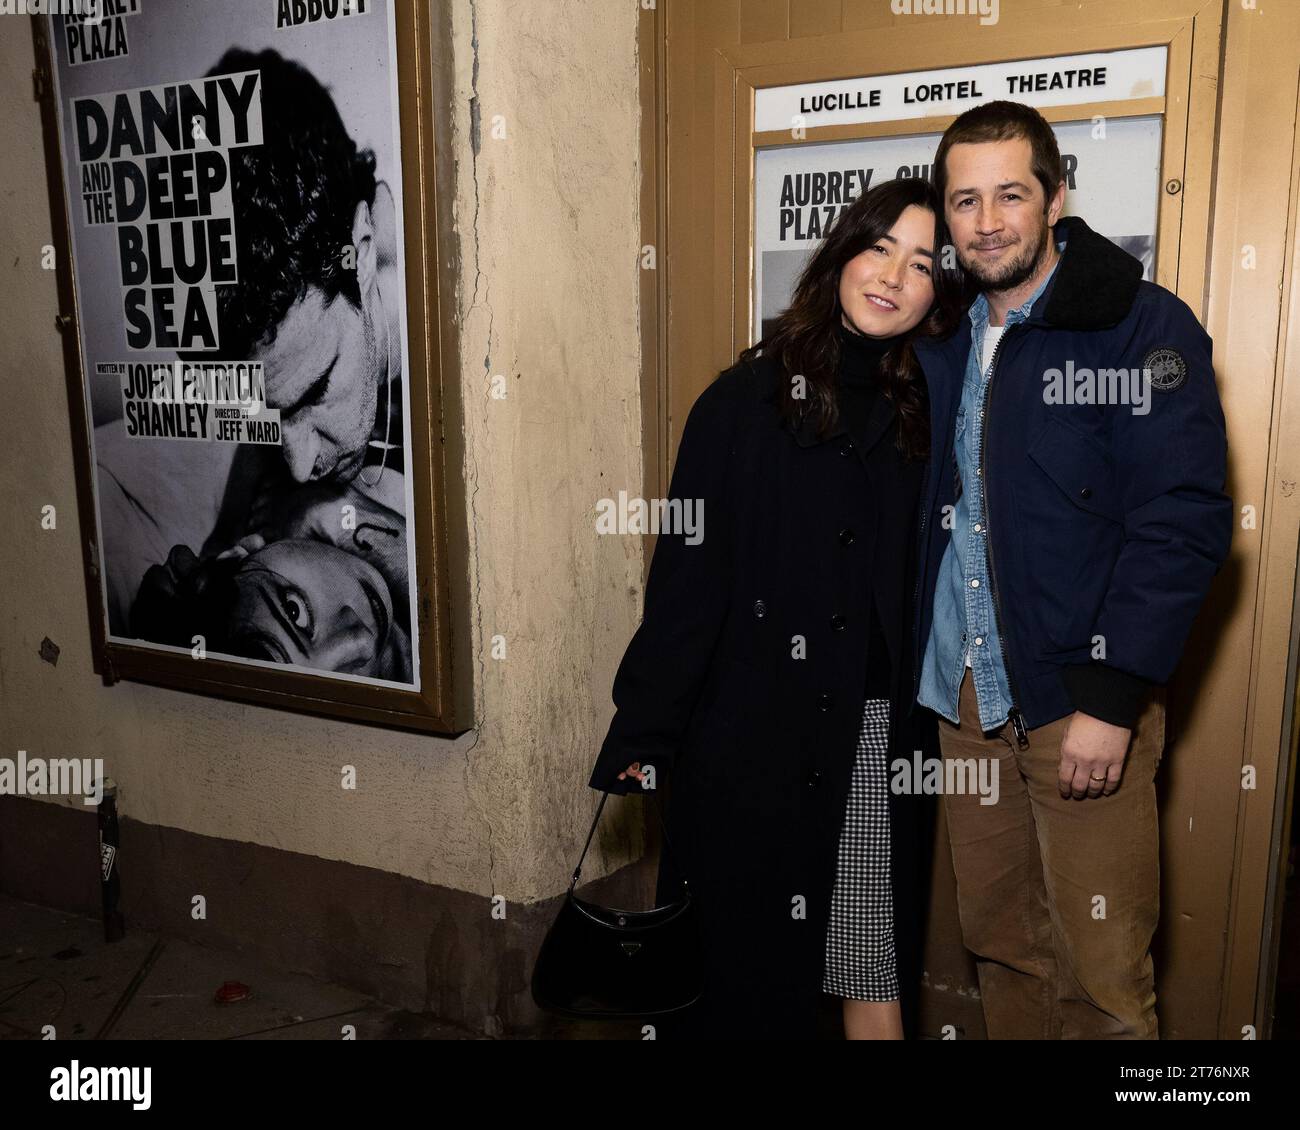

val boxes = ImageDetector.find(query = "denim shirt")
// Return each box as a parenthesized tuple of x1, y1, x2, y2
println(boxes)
(918, 253, 1061, 730)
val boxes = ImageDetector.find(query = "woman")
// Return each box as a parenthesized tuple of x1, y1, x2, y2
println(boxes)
(587, 177, 962, 1039)
(129, 472, 413, 682)
(129, 535, 410, 683)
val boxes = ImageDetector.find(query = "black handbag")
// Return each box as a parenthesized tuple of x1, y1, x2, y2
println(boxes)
(530, 789, 704, 1019)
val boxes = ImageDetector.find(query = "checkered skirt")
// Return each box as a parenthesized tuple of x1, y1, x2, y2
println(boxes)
(821, 696, 900, 1001)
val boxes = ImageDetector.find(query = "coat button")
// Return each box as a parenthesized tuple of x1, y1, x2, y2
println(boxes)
(1080, 487, 1093, 499)
(830, 613, 847, 631)
(817, 693, 834, 712)
(838, 527, 855, 547)
(753, 599, 767, 618)
(807, 769, 822, 787)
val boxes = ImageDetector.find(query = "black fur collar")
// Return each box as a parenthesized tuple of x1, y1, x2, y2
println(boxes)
(1038, 215, 1143, 330)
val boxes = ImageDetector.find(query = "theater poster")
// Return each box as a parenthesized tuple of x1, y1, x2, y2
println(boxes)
(44, 0, 421, 695)
(752, 48, 1167, 342)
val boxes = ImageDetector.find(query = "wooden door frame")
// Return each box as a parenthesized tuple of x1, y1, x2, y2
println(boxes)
(648, 0, 1300, 1037)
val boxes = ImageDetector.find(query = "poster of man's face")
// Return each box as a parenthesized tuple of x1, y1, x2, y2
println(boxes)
(47, 0, 419, 690)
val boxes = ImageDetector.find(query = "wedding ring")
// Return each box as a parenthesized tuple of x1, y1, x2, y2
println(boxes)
(1090, 774, 1106, 781)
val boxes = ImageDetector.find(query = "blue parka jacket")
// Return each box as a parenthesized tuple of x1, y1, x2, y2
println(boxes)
(911, 215, 1233, 734)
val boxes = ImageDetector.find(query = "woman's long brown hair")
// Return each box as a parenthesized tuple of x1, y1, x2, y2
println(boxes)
(741, 177, 965, 460)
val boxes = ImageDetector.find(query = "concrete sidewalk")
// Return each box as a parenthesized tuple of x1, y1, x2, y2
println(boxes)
(0, 894, 481, 1040)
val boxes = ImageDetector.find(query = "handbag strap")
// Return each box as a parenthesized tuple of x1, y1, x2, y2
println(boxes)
(570, 787, 687, 894)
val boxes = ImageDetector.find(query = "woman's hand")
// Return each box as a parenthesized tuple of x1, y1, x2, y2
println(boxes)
(617, 761, 650, 786)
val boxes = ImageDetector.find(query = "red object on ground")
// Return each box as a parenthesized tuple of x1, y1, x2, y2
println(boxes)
(214, 980, 252, 1004)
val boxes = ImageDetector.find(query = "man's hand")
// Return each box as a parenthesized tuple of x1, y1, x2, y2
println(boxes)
(1059, 712, 1132, 799)
(279, 483, 410, 610)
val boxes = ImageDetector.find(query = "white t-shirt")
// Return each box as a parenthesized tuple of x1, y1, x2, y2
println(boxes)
(965, 322, 1008, 668)
(981, 323, 1007, 374)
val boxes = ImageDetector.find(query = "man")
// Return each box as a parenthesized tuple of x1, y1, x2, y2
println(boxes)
(201, 47, 405, 488)
(911, 101, 1232, 1039)
(97, 47, 407, 636)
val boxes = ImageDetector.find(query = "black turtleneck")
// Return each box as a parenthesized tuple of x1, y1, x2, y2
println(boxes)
(837, 319, 900, 368)
(836, 320, 902, 432)
(836, 319, 904, 701)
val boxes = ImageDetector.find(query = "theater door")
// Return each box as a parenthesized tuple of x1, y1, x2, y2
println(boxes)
(640, 0, 1300, 1038)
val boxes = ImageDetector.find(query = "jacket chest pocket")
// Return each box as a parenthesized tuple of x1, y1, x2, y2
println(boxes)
(1027, 418, 1123, 524)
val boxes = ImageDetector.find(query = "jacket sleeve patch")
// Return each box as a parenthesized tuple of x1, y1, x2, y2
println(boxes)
(1142, 346, 1188, 392)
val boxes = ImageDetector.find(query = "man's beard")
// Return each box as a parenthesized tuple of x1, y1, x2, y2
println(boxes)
(961, 217, 1051, 293)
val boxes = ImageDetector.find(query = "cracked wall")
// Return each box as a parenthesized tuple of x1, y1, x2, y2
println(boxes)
(449, 0, 647, 902)
(0, 0, 645, 907)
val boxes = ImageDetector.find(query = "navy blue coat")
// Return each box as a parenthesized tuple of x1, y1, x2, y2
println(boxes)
(911, 216, 1233, 731)
(588, 349, 939, 1039)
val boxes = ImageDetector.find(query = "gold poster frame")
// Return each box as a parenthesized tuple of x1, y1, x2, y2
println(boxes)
(30, 1, 473, 734)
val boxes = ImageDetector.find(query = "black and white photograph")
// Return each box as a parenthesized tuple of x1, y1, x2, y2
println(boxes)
(47, 0, 417, 687)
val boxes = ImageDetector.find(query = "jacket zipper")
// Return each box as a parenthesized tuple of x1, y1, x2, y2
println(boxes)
(977, 325, 1030, 749)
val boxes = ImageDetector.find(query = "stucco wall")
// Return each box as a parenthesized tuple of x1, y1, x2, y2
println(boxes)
(0, 0, 644, 904)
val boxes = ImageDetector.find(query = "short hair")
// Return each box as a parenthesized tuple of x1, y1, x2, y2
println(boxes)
(195, 48, 378, 361)
(932, 100, 1063, 211)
